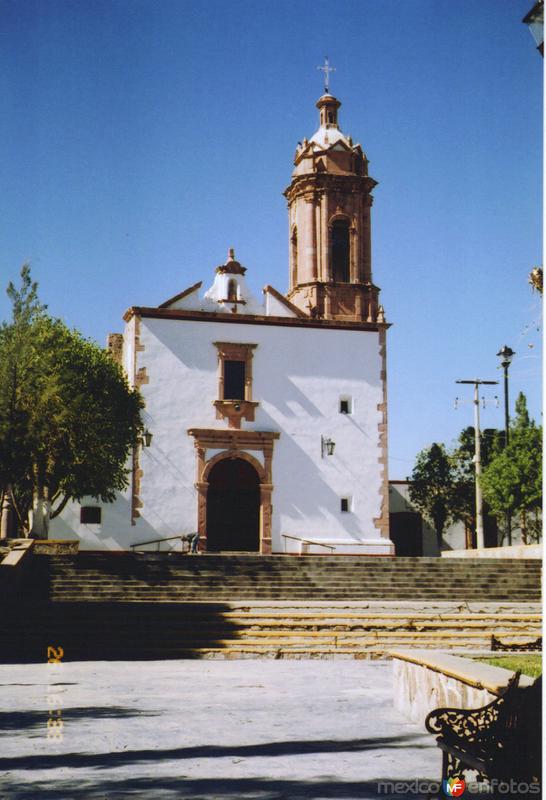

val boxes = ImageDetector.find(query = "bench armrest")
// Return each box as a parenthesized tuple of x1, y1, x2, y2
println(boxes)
(425, 672, 521, 743)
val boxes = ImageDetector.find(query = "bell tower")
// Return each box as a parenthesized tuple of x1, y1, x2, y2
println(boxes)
(284, 91, 382, 322)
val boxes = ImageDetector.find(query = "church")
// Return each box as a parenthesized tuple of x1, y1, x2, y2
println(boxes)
(52, 87, 394, 556)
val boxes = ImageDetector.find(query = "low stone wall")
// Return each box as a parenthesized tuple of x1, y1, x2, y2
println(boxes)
(391, 648, 533, 727)
(0, 539, 35, 605)
(33, 539, 79, 555)
(442, 544, 542, 559)
(0, 539, 34, 567)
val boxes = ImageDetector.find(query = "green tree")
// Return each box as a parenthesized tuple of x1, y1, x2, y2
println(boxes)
(480, 393, 542, 543)
(0, 266, 143, 536)
(408, 443, 455, 549)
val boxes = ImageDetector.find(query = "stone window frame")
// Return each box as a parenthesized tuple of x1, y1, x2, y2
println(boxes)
(188, 428, 280, 554)
(213, 341, 259, 429)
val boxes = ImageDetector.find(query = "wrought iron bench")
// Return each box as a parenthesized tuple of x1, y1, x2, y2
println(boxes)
(491, 634, 542, 652)
(425, 671, 542, 785)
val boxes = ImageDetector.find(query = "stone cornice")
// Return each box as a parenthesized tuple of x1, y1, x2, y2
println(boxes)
(123, 306, 390, 332)
(188, 428, 280, 450)
(284, 173, 378, 201)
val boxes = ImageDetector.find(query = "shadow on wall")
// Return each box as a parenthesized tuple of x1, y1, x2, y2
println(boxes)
(50, 492, 165, 551)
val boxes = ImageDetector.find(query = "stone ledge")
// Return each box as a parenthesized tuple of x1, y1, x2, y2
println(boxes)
(0, 539, 34, 567)
(442, 544, 542, 559)
(390, 647, 533, 694)
(391, 648, 534, 727)
(32, 540, 80, 555)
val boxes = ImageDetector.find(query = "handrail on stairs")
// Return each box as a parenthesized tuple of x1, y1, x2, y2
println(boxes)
(130, 534, 187, 553)
(281, 534, 336, 555)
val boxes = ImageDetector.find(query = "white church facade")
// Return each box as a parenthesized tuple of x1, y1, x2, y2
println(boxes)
(52, 90, 394, 555)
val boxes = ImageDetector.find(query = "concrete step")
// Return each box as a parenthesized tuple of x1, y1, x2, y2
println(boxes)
(1, 553, 539, 662)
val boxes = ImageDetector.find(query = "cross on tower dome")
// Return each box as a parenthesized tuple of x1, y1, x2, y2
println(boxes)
(317, 56, 336, 94)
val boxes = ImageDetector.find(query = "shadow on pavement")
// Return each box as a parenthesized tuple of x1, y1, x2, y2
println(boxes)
(0, 705, 159, 732)
(0, 733, 428, 770)
(0, 774, 443, 799)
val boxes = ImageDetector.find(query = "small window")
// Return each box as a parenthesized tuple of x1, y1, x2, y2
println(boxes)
(340, 498, 351, 513)
(224, 360, 245, 400)
(80, 506, 101, 524)
(339, 398, 352, 414)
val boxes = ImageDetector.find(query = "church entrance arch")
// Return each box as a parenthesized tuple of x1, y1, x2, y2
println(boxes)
(188, 429, 280, 554)
(206, 457, 260, 552)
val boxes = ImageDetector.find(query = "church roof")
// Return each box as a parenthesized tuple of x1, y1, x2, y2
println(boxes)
(159, 281, 202, 309)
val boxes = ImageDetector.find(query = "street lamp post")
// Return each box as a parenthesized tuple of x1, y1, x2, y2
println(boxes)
(497, 346, 515, 447)
(497, 345, 515, 545)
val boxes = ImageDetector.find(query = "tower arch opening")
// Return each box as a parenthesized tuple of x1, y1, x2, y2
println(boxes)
(331, 218, 350, 282)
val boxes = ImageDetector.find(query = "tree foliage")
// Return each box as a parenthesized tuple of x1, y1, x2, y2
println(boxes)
(450, 427, 503, 540)
(408, 443, 455, 547)
(480, 393, 542, 542)
(408, 429, 503, 549)
(0, 266, 143, 534)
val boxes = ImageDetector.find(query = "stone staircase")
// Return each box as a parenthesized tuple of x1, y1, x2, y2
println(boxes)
(1, 552, 541, 661)
(47, 553, 541, 602)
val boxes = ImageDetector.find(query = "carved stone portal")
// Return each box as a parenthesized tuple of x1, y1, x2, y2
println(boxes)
(187, 429, 279, 554)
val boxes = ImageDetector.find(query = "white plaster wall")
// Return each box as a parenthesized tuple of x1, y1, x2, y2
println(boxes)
(263, 290, 297, 318)
(123, 316, 135, 384)
(51, 315, 389, 553)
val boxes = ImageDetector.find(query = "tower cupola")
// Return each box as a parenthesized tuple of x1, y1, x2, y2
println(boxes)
(316, 93, 341, 129)
(204, 248, 260, 313)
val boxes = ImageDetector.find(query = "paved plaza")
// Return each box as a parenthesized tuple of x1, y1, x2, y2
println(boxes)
(0, 659, 439, 799)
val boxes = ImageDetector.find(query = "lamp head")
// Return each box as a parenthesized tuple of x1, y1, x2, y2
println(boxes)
(496, 345, 515, 368)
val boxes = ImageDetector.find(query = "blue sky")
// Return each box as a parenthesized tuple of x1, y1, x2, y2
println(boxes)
(1, 0, 542, 478)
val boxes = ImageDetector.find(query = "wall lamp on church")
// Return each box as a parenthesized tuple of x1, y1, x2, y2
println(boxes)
(139, 429, 153, 448)
(321, 436, 336, 458)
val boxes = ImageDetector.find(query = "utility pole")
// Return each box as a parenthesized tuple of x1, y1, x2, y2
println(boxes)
(456, 379, 498, 550)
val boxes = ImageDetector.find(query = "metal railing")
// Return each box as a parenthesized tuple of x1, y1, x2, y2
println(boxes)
(281, 534, 336, 555)
(130, 534, 187, 553)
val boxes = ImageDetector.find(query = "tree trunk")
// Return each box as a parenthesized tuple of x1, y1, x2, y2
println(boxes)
(520, 509, 527, 545)
(29, 492, 51, 539)
(464, 523, 474, 550)
(0, 486, 17, 539)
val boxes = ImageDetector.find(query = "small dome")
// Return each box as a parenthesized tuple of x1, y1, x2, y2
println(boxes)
(215, 247, 247, 275)
(310, 94, 352, 150)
